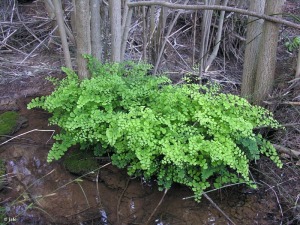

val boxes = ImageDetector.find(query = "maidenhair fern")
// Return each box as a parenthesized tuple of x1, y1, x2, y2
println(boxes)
(28, 56, 282, 201)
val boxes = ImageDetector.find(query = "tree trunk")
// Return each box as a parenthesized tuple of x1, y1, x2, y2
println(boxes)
(205, 0, 229, 72)
(121, 0, 133, 62)
(253, 0, 286, 105)
(90, 0, 102, 62)
(52, 0, 72, 69)
(75, 0, 91, 79)
(241, 0, 265, 101)
(109, 0, 122, 62)
(199, 0, 215, 80)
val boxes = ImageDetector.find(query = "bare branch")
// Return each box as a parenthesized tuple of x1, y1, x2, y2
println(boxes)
(127, 1, 300, 30)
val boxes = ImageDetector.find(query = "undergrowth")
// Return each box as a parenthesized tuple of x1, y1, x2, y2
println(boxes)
(28, 56, 282, 201)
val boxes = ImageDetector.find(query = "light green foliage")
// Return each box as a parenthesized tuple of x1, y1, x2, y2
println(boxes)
(28, 56, 282, 201)
(0, 111, 18, 135)
(285, 36, 300, 52)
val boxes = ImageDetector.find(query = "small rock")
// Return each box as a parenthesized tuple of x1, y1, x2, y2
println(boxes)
(0, 111, 28, 139)
(0, 98, 19, 111)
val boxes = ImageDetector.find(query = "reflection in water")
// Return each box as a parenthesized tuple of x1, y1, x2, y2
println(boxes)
(100, 209, 108, 225)
(155, 218, 168, 225)
(129, 198, 136, 219)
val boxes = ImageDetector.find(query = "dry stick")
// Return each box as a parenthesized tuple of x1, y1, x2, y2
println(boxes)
(50, 162, 112, 195)
(264, 101, 300, 106)
(166, 39, 191, 70)
(21, 26, 58, 64)
(128, 2, 300, 30)
(117, 178, 130, 224)
(260, 180, 283, 225)
(203, 193, 237, 225)
(153, 0, 189, 74)
(95, 169, 103, 209)
(0, 129, 56, 147)
(145, 188, 168, 225)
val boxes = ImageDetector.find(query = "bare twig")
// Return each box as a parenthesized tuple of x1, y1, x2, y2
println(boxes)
(203, 193, 237, 225)
(0, 129, 56, 147)
(145, 188, 168, 225)
(260, 180, 283, 225)
(128, 1, 300, 29)
(117, 178, 130, 224)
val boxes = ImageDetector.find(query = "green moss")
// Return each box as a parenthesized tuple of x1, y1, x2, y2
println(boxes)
(64, 151, 99, 175)
(0, 111, 18, 135)
(0, 206, 5, 225)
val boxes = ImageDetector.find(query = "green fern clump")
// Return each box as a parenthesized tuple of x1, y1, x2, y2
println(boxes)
(28, 57, 282, 201)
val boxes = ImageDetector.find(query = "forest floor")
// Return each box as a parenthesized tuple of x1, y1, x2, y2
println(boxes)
(0, 0, 300, 224)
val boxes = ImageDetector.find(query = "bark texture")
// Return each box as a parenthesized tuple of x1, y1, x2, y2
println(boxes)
(109, 0, 122, 62)
(253, 0, 286, 105)
(241, 0, 265, 101)
(53, 0, 72, 69)
(91, 0, 102, 62)
(75, 0, 91, 79)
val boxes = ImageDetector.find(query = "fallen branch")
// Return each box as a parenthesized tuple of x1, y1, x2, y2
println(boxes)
(0, 129, 55, 146)
(127, 1, 300, 30)
(145, 188, 168, 225)
(264, 101, 300, 106)
(117, 178, 130, 224)
(273, 144, 300, 158)
(203, 193, 236, 225)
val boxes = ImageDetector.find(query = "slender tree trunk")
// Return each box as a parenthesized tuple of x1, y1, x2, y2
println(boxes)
(70, 0, 76, 34)
(149, 5, 156, 64)
(101, 1, 109, 62)
(199, 0, 215, 80)
(142, 6, 148, 61)
(253, 0, 286, 105)
(75, 0, 91, 79)
(109, 0, 122, 62)
(205, 0, 229, 72)
(121, 0, 133, 62)
(241, 0, 265, 101)
(52, 0, 72, 69)
(91, 0, 102, 62)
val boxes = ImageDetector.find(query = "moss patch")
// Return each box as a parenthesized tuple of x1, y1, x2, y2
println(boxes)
(64, 151, 99, 175)
(0, 111, 18, 135)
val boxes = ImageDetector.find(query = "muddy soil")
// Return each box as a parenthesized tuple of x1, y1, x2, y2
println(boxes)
(0, 92, 294, 225)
